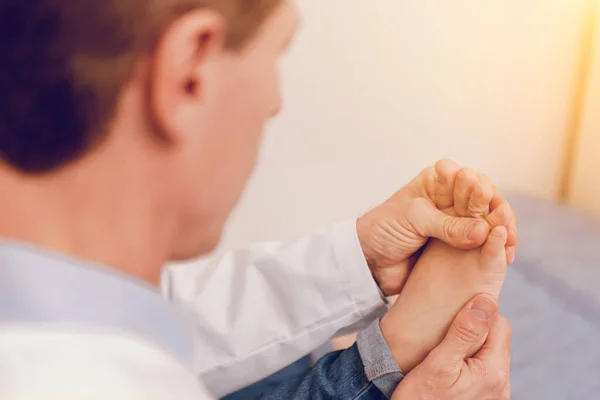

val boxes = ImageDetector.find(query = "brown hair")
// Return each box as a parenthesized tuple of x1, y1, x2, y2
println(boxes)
(0, 0, 281, 173)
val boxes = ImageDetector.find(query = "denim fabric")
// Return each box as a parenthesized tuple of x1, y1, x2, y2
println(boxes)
(223, 320, 403, 399)
(221, 356, 312, 400)
(254, 344, 386, 400)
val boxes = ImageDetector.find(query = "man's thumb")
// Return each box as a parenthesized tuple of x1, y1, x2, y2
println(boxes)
(426, 207, 490, 249)
(431, 294, 498, 365)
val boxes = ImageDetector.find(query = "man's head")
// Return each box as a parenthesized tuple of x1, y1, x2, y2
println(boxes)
(0, 0, 299, 262)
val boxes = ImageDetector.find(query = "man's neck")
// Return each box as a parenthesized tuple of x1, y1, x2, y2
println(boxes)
(0, 157, 175, 286)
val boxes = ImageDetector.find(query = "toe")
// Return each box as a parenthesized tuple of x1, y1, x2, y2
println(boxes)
(481, 226, 508, 263)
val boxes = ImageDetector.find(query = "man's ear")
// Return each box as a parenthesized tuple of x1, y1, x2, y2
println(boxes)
(147, 9, 226, 142)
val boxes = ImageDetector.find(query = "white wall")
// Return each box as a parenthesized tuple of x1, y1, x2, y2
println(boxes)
(220, 0, 594, 247)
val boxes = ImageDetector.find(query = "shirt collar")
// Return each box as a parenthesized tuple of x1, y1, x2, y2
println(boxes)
(0, 239, 195, 368)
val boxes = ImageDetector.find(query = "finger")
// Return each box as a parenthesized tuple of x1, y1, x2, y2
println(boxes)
(431, 294, 498, 365)
(420, 203, 490, 249)
(434, 159, 461, 209)
(474, 315, 512, 364)
(468, 174, 494, 218)
(454, 168, 478, 216)
(480, 226, 508, 264)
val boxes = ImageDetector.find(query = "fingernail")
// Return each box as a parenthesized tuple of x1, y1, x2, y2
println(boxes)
(470, 296, 496, 321)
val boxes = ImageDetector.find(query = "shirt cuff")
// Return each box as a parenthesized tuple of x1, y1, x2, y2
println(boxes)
(356, 318, 404, 399)
(330, 219, 389, 315)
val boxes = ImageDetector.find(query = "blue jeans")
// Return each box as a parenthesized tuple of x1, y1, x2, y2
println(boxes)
(221, 356, 312, 400)
(221, 344, 385, 400)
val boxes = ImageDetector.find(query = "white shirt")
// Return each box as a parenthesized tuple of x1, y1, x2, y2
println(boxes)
(0, 220, 387, 399)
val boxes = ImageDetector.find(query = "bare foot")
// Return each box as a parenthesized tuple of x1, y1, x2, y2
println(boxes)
(380, 168, 509, 373)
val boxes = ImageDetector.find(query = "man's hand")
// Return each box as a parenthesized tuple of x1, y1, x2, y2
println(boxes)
(357, 160, 518, 296)
(391, 294, 512, 400)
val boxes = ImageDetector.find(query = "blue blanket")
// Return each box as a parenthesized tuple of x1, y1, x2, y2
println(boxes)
(503, 194, 600, 399)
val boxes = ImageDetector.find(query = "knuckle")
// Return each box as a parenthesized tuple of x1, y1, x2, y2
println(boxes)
(450, 318, 482, 344)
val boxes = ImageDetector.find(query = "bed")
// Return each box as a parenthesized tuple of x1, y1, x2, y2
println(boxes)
(502, 194, 600, 399)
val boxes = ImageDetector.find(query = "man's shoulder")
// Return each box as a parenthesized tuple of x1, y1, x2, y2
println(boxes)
(0, 325, 214, 400)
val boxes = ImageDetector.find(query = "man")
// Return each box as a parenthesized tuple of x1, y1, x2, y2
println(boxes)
(0, 0, 516, 398)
